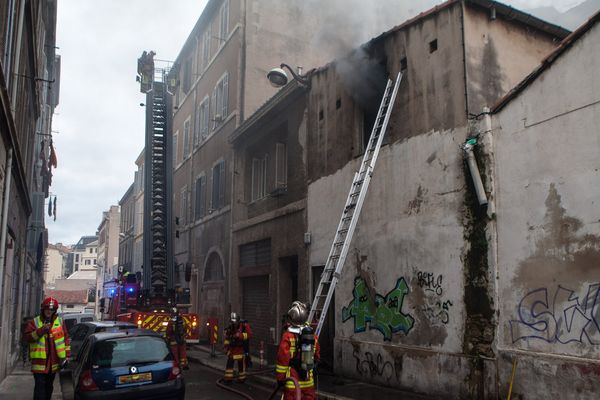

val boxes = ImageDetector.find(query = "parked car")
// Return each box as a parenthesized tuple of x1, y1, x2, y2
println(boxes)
(68, 321, 137, 360)
(62, 312, 97, 333)
(71, 329, 184, 400)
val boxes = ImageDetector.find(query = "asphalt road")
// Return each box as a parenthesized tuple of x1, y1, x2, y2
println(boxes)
(184, 363, 274, 400)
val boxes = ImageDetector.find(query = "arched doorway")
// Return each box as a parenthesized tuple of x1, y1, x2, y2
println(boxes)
(200, 251, 225, 341)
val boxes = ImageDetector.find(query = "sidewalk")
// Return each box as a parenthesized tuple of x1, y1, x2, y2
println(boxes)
(187, 344, 434, 400)
(0, 362, 62, 400)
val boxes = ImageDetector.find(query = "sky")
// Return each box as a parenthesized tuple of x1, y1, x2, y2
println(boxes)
(49, 0, 588, 245)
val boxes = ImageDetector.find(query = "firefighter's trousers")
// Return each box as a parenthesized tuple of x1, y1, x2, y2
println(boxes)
(224, 353, 246, 383)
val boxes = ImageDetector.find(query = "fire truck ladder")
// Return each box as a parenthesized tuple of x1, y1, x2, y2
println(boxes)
(308, 72, 403, 336)
(143, 78, 174, 298)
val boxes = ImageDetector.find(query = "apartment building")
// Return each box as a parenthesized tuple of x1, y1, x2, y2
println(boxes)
(44, 242, 71, 287)
(118, 184, 135, 274)
(0, 0, 59, 381)
(169, 0, 334, 333)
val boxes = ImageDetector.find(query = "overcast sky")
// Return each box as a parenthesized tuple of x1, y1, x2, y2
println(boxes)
(49, 0, 587, 245)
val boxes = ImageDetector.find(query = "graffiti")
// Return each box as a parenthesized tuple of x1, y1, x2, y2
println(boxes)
(417, 271, 443, 296)
(352, 349, 396, 382)
(342, 277, 414, 341)
(421, 300, 454, 325)
(510, 284, 600, 345)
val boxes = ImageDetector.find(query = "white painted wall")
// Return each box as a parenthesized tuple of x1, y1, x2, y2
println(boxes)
(492, 20, 600, 399)
(308, 127, 471, 395)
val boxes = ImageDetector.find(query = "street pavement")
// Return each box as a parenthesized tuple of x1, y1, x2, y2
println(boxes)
(0, 347, 439, 399)
(0, 362, 62, 400)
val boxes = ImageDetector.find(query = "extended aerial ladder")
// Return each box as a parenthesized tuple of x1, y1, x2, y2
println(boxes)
(308, 72, 403, 336)
(140, 52, 175, 302)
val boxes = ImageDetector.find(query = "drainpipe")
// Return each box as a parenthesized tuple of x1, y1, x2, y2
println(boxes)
(463, 137, 488, 206)
(10, 0, 26, 111)
(0, 148, 14, 291)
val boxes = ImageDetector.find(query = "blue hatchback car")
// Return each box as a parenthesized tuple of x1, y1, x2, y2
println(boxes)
(71, 329, 185, 400)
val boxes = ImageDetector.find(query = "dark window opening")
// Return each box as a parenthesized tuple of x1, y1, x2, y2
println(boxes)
(429, 39, 438, 53)
(336, 98, 341, 109)
(400, 57, 407, 72)
(319, 109, 324, 120)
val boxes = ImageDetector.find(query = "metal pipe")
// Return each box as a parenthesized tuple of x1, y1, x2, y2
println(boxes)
(464, 142, 488, 206)
(0, 148, 14, 291)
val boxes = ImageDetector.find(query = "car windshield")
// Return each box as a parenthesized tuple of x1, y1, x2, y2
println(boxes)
(91, 336, 171, 368)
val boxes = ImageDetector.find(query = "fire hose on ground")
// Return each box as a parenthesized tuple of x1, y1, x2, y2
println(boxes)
(215, 369, 301, 400)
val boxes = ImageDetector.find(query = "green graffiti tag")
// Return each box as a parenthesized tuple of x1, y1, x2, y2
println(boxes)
(342, 277, 414, 341)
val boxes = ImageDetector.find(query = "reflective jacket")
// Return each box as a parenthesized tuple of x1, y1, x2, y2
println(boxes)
(276, 325, 320, 391)
(24, 315, 71, 374)
(224, 321, 252, 358)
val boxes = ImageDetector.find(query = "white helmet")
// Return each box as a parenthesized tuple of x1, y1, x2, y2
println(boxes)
(288, 301, 309, 326)
(230, 312, 240, 324)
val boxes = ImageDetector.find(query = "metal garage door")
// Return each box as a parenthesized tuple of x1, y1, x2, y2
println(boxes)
(242, 275, 270, 356)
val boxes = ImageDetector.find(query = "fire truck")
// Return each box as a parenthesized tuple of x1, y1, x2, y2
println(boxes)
(99, 51, 199, 343)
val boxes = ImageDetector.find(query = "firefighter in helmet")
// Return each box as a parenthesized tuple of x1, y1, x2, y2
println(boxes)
(276, 301, 320, 400)
(166, 307, 188, 369)
(223, 312, 252, 383)
(23, 297, 71, 400)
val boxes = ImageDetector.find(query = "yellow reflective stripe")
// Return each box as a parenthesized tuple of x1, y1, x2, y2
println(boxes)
(31, 364, 47, 371)
(275, 365, 288, 373)
(232, 354, 243, 360)
(223, 340, 230, 345)
(285, 379, 314, 389)
(242, 333, 248, 340)
(31, 331, 39, 340)
(54, 338, 64, 345)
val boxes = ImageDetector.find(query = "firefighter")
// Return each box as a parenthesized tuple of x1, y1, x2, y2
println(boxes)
(276, 301, 320, 400)
(223, 312, 252, 383)
(23, 297, 71, 400)
(166, 307, 188, 369)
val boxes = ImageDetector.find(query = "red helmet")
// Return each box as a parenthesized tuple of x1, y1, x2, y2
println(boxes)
(41, 297, 59, 312)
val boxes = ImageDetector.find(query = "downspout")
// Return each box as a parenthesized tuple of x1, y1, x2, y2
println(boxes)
(459, 1, 470, 120)
(239, 0, 247, 123)
(0, 148, 14, 292)
(10, 0, 26, 112)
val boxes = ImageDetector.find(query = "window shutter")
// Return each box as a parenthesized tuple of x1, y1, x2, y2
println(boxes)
(194, 104, 200, 146)
(200, 175, 206, 216)
(275, 143, 287, 187)
(211, 89, 217, 130)
(195, 178, 201, 220)
(219, 161, 225, 208)
(222, 73, 229, 117)
(251, 159, 259, 201)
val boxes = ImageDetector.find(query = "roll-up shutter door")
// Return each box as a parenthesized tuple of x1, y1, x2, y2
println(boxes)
(242, 275, 270, 355)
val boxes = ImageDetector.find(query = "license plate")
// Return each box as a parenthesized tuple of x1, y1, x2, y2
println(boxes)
(117, 372, 152, 384)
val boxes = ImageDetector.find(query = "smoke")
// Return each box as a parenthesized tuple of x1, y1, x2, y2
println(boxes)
(298, 0, 440, 110)
(302, 0, 439, 58)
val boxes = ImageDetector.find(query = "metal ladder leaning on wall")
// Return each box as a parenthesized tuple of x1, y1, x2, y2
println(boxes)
(308, 72, 403, 336)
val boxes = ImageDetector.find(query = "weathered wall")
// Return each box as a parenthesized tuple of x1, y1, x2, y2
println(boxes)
(463, 5, 562, 115)
(492, 21, 600, 399)
(308, 127, 472, 396)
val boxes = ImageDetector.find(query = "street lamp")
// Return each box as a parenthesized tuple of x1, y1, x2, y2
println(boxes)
(267, 63, 310, 87)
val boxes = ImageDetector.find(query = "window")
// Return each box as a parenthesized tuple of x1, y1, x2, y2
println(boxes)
(91, 337, 171, 368)
(182, 56, 192, 94)
(275, 142, 287, 188)
(251, 155, 268, 201)
(93, 259, 97, 265)
(180, 186, 188, 225)
(429, 39, 438, 53)
(85, 260, 91, 265)
(211, 160, 225, 210)
(173, 132, 179, 166)
(211, 72, 229, 129)
(195, 96, 209, 145)
(219, 0, 229, 43)
(89, 248, 92, 253)
(202, 28, 211, 70)
(194, 174, 207, 220)
(183, 118, 191, 158)
(75, 254, 80, 262)
(204, 252, 224, 281)
(400, 57, 408, 72)
(239, 239, 271, 268)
